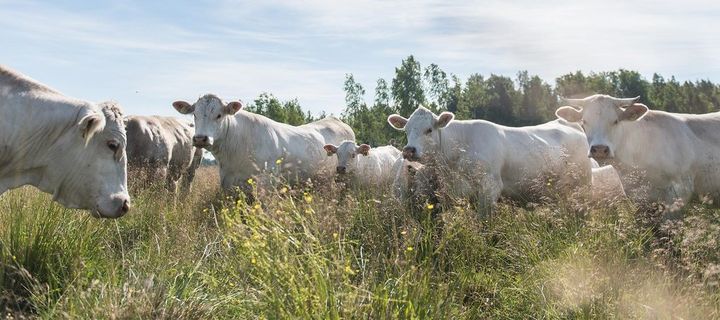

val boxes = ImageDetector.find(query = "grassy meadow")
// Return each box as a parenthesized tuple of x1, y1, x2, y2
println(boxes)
(1, 166, 720, 319)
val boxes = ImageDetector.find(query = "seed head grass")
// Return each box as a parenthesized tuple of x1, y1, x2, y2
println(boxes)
(1, 166, 719, 318)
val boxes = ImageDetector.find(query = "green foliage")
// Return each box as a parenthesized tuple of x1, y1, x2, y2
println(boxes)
(392, 55, 426, 116)
(424, 63, 450, 112)
(342, 75, 405, 146)
(228, 56, 720, 150)
(340, 56, 720, 146)
(245, 92, 314, 125)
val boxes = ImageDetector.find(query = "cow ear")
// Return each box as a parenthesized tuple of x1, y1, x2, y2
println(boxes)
(324, 144, 337, 156)
(224, 101, 243, 115)
(78, 112, 106, 146)
(435, 112, 454, 128)
(620, 103, 648, 122)
(555, 106, 582, 122)
(388, 114, 408, 130)
(173, 101, 195, 114)
(358, 144, 371, 156)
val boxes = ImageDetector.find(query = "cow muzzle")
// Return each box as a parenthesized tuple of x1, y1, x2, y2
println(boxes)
(589, 145, 612, 160)
(402, 146, 419, 161)
(336, 166, 347, 174)
(193, 135, 213, 147)
(96, 196, 131, 218)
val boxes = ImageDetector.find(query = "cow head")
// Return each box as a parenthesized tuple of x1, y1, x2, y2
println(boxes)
(555, 94, 648, 160)
(387, 107, 454, 162)
(324, 140, 371, 174)
(51, 101, 130, 218)
(172, 94, 242, 149)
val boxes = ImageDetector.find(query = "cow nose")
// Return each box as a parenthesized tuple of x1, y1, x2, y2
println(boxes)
(336, 166, 346, 174)
(193, 135, 209, 146)
(590, 145, 610, 159)
(402, 146, 416, 160)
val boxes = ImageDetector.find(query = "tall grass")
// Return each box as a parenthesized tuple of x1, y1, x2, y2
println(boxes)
(1, 166, 719, 318)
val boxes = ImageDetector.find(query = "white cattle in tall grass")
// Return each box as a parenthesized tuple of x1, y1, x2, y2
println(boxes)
(124, 115, 203, 192)
(323, 141, 400, 185)
(172, 94, 354, 191)
(556, 94, 720, 213)
(0, 66, 130, 218)
(388, 107, 591, 207)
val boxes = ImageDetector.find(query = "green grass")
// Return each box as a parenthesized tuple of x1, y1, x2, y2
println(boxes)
(1, 167, 719, 319)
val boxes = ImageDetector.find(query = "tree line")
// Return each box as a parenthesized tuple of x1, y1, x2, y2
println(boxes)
(245, 55, 720, 147)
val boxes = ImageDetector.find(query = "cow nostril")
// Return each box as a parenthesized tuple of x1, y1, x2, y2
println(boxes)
(590, 145, 610, 156)
(121, 200, 130, 214)
(402, 146, 417, 160)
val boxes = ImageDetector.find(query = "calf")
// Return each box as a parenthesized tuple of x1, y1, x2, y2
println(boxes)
(324, 141, 400, 185)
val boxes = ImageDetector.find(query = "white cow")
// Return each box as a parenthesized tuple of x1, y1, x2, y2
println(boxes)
(387, 107, 591, 207)
(323, 141, 400, 185)
(556, 94, 720, 212)
(172, 94, 355, 191)
(124, 115, 203, 192)
(0, 66, 130, 218)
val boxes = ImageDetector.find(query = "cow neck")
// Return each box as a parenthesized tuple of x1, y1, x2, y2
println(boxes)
(219, 111, 255, 166)
(5, 96, 86, 172)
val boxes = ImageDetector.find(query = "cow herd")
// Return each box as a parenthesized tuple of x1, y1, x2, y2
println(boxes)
(2, 64, 720, 219)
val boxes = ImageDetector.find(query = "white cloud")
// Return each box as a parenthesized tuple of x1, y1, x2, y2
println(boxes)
(1, 0, 718, 117)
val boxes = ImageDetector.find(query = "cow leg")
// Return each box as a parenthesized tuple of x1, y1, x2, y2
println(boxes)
(221, 174, 256, 204)
(165, 175, 178, 193)
(476, 174, 503, 217)
(165, 164, 184, 194)
(659, 176, 694, 219)
(179, 148, 203, 193)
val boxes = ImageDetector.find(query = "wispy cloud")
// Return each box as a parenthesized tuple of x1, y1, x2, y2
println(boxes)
(0, 0, 718, 116)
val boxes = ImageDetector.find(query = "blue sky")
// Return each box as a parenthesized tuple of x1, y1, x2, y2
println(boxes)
(1, 0, 719, 117)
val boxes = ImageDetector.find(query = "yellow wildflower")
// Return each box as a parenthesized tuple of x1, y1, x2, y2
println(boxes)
(275, 158, 283, 165)
(426, 203, 434, 210)
(406, 246, 414, 252)
(344, 265, 356, 275)
(304, 193, 313, 203)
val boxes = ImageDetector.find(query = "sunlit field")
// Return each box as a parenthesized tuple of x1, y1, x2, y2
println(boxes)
(1, 166, 719, 319)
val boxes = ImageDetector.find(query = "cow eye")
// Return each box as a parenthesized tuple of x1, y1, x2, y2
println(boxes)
(107, 140, 119, 152)
(613, 120, 618, 125)
(216, 114, 222, 120)
(425, 128, 433, 134)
